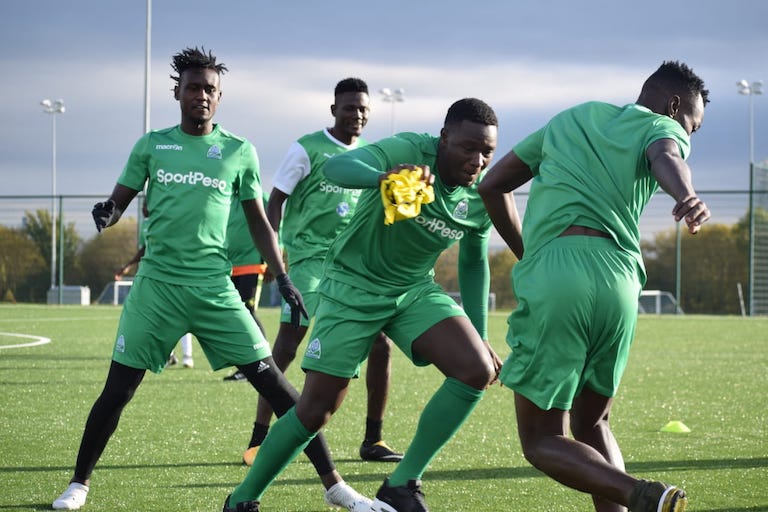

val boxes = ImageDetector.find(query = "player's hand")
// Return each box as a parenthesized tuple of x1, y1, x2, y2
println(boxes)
(92, 199, 117, 232)
(276, 273, 308, 328)
(484, 341, 503, 387)
(672, 195, 710, 234)
(379, 164, 434, 186)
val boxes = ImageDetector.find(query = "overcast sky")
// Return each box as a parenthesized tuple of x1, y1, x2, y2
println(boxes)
(2, 0, 767, 200)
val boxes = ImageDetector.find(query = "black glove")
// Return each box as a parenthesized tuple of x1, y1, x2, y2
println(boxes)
(92, 199, 117, 232)
(276, 273, 308, 328)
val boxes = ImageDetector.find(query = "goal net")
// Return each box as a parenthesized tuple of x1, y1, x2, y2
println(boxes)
(753, 162, 768, 315)
(97, 279, 134, 305)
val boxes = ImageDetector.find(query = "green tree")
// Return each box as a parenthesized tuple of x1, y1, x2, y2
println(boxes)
(488, 248, 518, 309)
(433, 244, 459, 293)
(433, 244, 519, 310)
(0, 226, 45, 302)
(643, 221, 748, 314)
(20, 209, 85, 299)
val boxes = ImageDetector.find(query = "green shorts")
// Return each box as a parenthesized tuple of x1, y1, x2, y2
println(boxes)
(114, 275, 271, 373)
(499, 236, 641, 410)
(301, 277, 468, 378)
(279, 257, 324, 327)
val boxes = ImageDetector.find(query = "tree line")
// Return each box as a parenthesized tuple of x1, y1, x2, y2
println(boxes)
(0, 208, 760, 314)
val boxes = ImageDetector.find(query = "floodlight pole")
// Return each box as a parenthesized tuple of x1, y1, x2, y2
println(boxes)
(41, 99, 65, 301)
(737, 79, 763, 316)
(380, 87, 405, 135)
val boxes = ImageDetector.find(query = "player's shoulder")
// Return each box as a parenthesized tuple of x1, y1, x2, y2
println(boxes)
(214, 125, 250, 145)
(297, 129, 327, 145)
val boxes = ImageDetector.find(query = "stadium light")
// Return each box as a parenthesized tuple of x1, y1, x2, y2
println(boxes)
(380, 87, 405, 135)
(736, 79, 762, 316)
(41, 98, 65, 297)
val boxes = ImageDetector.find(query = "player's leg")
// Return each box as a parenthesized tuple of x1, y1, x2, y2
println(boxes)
(571, 389, 627, 511)
(55, 276, 182, 510)
(514, 392, 635, 510)
(53, 362, 146, 510)
(228, 367, 367, 509)
(239, 358, 365, 499)
(251, 262, 319, 454)
(373, 286, 495, 511)
(384, 316, 493, 485)
(224, 273, 264, 382)
(200, 282, 370, 511)
(248, 321, 309, 462)
(360, 332, 402, 462)
(179, 333, 194, 368)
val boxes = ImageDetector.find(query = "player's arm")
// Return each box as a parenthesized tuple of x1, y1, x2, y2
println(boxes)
(646, 138, 710, 234)
(477, 150, 530, 260)
(323, 150, 385, 188)
(242, 198, 285, 275)
(242, 198, 307, 325)
(115, 246, 145, 279)
(266, 188, 288, 233)
(92, 183, 140, 232)
(457, 233, 502, 382)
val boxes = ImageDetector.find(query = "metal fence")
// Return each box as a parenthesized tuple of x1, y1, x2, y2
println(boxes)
(0, 188, 763, 314)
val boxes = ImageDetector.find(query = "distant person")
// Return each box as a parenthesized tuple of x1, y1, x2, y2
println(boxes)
(223, 98, 502, 512)
(251, 77, 400, 466)
(114, 201, 194, 369)
(478, 60, 710, 512)
(52, 46, 370, 512)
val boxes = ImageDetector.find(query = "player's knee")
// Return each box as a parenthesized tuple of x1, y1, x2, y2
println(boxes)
(458, 362, 495, 390)
(571, 415, 610, 441)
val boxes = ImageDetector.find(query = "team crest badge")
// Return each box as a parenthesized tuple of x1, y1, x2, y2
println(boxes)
(207, 145, 222, 159)
(337, 201, 350, 217)
(115, 334, 125, 353)
(453, 200, 468, 220)
(306, 338, 322, 359)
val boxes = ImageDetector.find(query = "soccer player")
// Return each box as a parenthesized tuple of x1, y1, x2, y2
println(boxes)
(223, 98, 502, 512)
(250, 77, 401, 466)
(478, 61, 710, 512)
(51, 47, 370, 512)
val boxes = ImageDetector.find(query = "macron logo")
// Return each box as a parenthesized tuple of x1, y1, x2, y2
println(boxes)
(155, 144, 183, 151)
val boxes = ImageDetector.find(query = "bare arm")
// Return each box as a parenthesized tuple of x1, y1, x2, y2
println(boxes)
(266, 188, 289, 232)
(646, 139, 710, 234)
(241, 198, 286, 275)
(477, 150, 531, 260)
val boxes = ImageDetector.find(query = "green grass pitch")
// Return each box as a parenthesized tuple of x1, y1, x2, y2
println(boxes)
(0, 305, 766, 511)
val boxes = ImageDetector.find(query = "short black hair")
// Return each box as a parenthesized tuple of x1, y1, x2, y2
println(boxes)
(170, 47, 228, 85)
(644, 60, 709, 105)
(444, 98, 498, 127)
(335, 77, 368, 96)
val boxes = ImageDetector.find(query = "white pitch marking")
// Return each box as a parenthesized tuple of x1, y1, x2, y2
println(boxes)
(0, 332, 52, 349)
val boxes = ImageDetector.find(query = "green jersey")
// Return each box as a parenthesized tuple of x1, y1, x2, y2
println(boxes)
(117, 124, 263, 286)
(226, 191, 269, 267)
(323, 132, 492, 339)
(514, 102, 691, 282)
(273, 129, 367, 266)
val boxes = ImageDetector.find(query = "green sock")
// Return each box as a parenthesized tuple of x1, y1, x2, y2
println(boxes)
(230, 407, 316, 504)
(388, 377, 484, 486)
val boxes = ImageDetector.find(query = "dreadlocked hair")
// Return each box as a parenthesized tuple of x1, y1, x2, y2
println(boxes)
(170, 46, 228, 85)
